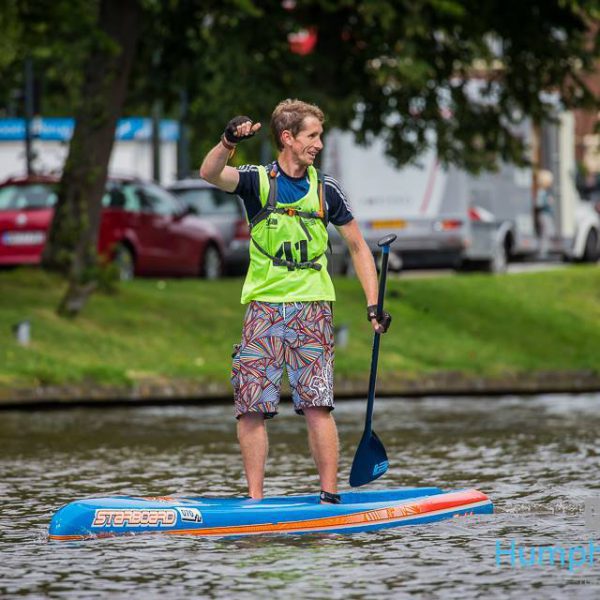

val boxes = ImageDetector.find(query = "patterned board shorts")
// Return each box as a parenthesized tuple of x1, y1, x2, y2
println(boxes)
(231, 301, 334, 419)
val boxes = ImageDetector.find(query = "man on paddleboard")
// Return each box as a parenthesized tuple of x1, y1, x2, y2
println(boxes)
(200, 99, 391, 503)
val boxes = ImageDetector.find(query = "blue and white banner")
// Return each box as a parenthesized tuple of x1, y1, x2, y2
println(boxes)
(0, 117, 179, 142)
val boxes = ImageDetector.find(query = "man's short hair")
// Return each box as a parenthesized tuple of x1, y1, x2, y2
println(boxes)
(271, 99, 325, 150)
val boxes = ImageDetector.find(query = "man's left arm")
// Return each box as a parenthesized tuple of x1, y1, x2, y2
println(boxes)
(337, 220, 391, 334)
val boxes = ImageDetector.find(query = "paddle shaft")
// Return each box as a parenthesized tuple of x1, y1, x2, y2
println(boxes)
(364, 244, 392, 433)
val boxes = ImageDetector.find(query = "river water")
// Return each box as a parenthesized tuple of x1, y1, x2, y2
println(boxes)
(1, 394, 600, 599)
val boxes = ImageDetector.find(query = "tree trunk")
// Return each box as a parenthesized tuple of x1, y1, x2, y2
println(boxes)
(42, 0, 141, 317)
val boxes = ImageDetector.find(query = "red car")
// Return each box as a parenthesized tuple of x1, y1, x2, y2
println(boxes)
(0, 175, 226, 279)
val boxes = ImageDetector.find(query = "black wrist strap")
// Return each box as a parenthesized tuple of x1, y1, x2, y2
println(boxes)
(220, 135, 236, 151)
(367, 304, 378, 321)
(320, 490, 342, 504)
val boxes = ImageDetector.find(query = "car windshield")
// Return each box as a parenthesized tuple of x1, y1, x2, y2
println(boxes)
(0, 184, 57, 210)
(171, 188, 239, 216)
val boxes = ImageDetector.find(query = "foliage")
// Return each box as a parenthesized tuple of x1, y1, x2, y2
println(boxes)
(180, 0, 600, 171)
(0, 0, 102, 116)
(3, 1, 598, 168)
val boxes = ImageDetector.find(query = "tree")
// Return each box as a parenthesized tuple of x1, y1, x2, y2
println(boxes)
(40, 0, 141, 316)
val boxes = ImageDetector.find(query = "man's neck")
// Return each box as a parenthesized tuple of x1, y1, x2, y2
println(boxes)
(277, 152, 307, 178)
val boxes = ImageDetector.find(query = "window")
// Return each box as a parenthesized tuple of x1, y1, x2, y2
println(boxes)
(102, 184, 141, 212)
(138, 183, 181, 216)
(0, 184, 57, 210)
(102, 189, 126, 209)
(173, 188, 239, 216)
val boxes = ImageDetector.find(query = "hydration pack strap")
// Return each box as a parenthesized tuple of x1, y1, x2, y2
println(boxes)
(249, 166, 327, 229)
(249, 165, 328, 271)
(251, 238, 323, 271)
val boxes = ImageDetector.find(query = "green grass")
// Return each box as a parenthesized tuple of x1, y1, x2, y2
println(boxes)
(0, 266, 599, 390)
(331, 267, 600, 383)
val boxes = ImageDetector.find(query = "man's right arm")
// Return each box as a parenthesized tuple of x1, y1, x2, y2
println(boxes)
(199, 142, 240, 193)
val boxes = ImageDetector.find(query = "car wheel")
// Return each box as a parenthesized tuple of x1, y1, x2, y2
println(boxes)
(201, 244, 224, 280)
(114, 244, 135, 281)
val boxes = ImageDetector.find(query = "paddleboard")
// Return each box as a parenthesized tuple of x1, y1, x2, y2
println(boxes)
(48, 487, 492, 540)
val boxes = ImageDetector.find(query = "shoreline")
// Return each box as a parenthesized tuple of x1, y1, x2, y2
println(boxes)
(1, 370, 598, 409)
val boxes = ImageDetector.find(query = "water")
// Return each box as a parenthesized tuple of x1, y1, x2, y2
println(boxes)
(2, 394, 600, 598)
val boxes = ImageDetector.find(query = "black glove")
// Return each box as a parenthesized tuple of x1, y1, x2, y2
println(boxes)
(223, 115, 256, 145)
(367, 305, 392, 333)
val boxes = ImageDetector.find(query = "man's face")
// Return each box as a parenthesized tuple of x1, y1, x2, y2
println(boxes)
(287, 116, 324, 166)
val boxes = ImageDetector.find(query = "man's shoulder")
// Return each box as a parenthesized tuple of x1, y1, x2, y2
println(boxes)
(235, 164, 271, 195)
(321, 173, 347, 203)
(321, 173, 343, 191)
(237, 164, 260, 175)
(319, 172, 353, 224)
(238, 162, 274, 174)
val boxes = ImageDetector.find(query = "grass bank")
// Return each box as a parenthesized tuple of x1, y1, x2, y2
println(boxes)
(0, 266, 599, 393)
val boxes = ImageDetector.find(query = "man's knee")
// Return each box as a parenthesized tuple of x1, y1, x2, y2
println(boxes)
(238, 412, 267, 424)
(237, 412, 267, 435)
(303, 406, 335, 425)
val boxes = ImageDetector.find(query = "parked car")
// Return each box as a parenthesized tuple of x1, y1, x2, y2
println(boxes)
(0, 175, 226, 279)
(168, 179, 250, 274)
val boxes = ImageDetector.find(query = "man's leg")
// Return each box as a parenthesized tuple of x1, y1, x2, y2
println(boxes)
(304, 407, 339, 494)
(232, 302, 285, 499)
(285, 302, 337, 494)
(237, 413, 268, 499)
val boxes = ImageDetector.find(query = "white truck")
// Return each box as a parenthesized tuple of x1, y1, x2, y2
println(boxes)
(324, 112, 600, 273)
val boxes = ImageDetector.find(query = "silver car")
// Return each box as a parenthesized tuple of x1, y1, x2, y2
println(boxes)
(169, 179, 250, 274)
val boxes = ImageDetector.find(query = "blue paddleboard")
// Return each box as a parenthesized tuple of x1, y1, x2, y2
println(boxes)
(49, 487, 493, 540)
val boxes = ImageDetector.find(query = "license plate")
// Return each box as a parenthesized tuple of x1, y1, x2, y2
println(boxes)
(2, 231, 46, 246)
(370, 219, 407, 229)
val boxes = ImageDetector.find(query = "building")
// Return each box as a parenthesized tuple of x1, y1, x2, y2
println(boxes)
(0, 117, 179, 185)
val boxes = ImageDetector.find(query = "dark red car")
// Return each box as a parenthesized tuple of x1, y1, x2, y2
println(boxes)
(0, 175, 226, 279)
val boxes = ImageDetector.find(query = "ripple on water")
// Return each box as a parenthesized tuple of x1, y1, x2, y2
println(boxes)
(2, 394, 600, 598)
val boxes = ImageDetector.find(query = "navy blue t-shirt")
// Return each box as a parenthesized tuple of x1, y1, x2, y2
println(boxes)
(233, 161, 354, 226)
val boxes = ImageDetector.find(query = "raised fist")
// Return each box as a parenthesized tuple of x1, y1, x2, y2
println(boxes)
(223, 116, 262, 144)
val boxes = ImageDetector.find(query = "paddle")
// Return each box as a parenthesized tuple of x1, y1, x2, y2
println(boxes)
(349, 233, 397, 487)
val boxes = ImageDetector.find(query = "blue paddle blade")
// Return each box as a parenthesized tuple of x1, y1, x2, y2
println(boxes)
(349, 430, 389, 487)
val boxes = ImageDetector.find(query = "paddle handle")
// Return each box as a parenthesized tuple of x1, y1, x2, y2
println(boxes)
(364, 234, 396, 431)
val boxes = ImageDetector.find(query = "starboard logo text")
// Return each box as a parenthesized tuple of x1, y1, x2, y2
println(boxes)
(92, 508, 177, 528)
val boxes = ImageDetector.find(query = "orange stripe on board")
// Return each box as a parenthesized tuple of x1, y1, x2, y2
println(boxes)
(165, 490, 490, 537)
